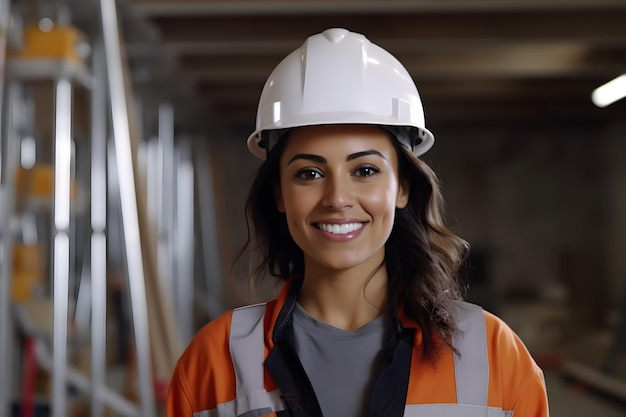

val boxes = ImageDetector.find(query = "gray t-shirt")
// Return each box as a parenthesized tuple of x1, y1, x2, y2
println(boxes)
(292, 303, 391, 417)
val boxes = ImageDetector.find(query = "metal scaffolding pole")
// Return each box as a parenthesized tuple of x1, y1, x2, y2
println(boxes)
(174, 140, 194, 346)
(157, 103, 174, 312)
(99, 0, 156, 414)
(0, 0, 8, 158)
(51, 77, 73, 417)
(0, 89, 18, 417)
(0, 1, 13, 415)
(90, 39, 107, 417)
(195, 142, 225, 319)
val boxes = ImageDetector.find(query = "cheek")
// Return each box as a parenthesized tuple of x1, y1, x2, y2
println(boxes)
(282, 188, 315, 220)
(362, 184, 400, 214)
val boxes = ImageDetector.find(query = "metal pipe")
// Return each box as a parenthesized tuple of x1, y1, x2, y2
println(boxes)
(99, 0, 156, 414)
(157, 103, 174, 293)
(175, 142, 194, 345)
(0, 11, 12, 417)
(0, 0, 9, 174)
(561, 360, 626, 402)
(90, 39, 107, 417)
(52, 77, 73, 417)
(145, 138, 158, 226)
(0, 81, 18, 417)
(195, 142, 225, 319)
(90, 232, 107, 415)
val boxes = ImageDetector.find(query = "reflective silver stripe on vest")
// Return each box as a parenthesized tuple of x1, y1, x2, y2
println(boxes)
(452, 302, 489, 406)
(404, 404, 513, 417)
(403, 302, 512, 417)
(193, 303, 285, 417)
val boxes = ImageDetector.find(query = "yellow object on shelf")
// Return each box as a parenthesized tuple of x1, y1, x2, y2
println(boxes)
(11, 244, 44, 303)
(7, 24, 85, 64)
(11, 272, 38, 303)
(15, 165, 78, 200)
(16, 165, 54, 199)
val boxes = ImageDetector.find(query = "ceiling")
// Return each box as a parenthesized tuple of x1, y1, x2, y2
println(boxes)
(121, 0, 626, 136)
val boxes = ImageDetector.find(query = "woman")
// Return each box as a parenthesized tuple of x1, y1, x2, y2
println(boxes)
(166, 28, 548, 417)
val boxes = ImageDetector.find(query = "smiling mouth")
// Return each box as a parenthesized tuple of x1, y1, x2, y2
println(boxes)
(316, 222, 364, 235)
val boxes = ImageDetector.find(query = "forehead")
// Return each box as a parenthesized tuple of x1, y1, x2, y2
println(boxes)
(282, 124, 396, 157)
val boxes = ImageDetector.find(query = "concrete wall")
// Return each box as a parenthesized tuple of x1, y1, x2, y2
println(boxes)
(427, 120, 622, 325)
(605, 122, 626, 312)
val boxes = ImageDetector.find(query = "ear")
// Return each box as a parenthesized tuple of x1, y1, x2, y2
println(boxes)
(396, 179, 410, 209)
(274, 183, 285, 213)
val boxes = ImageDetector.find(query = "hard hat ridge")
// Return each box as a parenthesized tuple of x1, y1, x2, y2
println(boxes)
(322, 27, 351, 43)
(248, 28, 435, 159)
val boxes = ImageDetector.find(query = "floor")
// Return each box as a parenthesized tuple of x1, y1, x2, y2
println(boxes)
(497, 299, 626, 417)
(546, 370, 626, 417)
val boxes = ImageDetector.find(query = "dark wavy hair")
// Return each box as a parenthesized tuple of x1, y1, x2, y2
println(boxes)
(236, 128, 469, 360)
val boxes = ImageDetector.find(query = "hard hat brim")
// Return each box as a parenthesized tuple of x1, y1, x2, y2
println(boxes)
(247, 118, 434, 160)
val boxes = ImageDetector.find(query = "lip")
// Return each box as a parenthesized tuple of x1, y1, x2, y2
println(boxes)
(313, 219, 367, 242)
(314, 218, 364, 225)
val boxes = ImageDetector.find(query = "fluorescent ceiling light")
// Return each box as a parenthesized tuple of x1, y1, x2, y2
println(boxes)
(591, 74, 626, 108)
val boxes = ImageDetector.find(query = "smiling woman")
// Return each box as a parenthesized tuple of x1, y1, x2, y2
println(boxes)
(276, 125, 408, 284)
(165, 28, 549, 417)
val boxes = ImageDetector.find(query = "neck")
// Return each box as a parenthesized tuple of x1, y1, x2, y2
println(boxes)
(298, 261, 389, 331)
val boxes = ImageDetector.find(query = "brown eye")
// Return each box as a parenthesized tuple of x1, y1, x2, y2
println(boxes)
(296, 169, 322, 180)
(354, 166, 380, 177)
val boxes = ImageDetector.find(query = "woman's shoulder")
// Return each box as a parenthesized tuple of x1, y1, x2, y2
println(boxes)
(475, 306, 549, 414)
(179, 298, 279, 363)
(480, 306, 534, 356)
(178, 309, 235, 365)
(455, 301, 542, 376)
(465, 304, 534, 359)
(478, 305, 546, 390)
(452, 301, 535, 362)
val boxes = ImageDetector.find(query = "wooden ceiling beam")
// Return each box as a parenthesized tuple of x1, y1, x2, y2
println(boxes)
(131, 0, 626, 17)
(176, 44, 626, 81)
(207, 99, 617, 130)
(197, 78, 605, 103)
(146, 12, 626, 44)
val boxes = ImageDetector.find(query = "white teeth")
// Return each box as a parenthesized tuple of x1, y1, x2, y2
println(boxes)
(318, 223, 363, 234)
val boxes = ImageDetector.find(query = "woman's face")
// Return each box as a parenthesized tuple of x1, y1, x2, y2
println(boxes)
(276, 124, 409, 274)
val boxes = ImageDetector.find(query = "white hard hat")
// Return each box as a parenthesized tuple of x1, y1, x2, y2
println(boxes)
(247, 28, 435, 159)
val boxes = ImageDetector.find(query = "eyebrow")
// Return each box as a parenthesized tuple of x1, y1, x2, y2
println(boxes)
(346, 150, 386, 161)
(287, 150, 386, 165)
(287, 154, 326, 165)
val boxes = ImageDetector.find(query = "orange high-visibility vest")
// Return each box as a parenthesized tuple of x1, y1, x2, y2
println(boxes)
(166, 279, 548, 417)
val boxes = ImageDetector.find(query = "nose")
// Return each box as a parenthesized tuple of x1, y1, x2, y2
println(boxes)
(322, 175, 354, 210)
